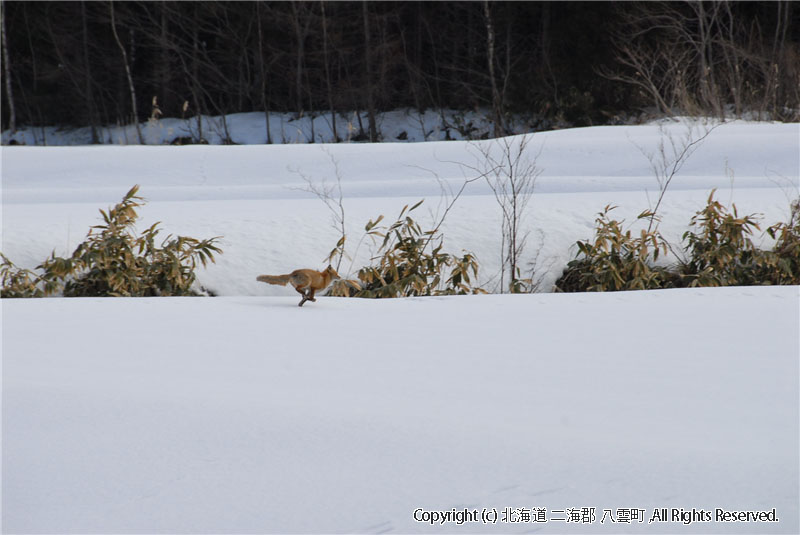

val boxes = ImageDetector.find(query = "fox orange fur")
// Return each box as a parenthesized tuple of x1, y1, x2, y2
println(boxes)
(257, 266, 340, 306)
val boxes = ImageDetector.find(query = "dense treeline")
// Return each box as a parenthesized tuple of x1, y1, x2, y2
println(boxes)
(1, 1, 798, 140)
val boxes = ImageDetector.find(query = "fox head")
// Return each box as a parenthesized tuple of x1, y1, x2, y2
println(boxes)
(325, 265, 340, 280)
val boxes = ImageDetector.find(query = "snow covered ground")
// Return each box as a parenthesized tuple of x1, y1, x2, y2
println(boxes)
(3, 289, 798, 533)
(2, 118, 799, 533)
(2, 120, 798, 294)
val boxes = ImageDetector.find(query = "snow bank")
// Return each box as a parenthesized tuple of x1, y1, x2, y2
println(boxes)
(1, 109, 537, 147)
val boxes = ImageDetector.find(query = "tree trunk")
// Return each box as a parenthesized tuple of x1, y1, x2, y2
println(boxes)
(483, 1, 503, 138)
(1, 0, 17, 133)
(321, 1, 337, 142)
(190, 7, 203, 142)
(694, 1, 721, 118)
(109, 1, 143, 144)
(291, 2, 306, 117)
(159, 2, 171, 114)
(362, 1, 378, 142)
(256, 2, 272, 144)
(81, 1, 98, 143)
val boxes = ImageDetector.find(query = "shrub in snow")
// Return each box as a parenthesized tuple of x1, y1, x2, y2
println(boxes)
(0, 186, 222, 297)
(0, 256, 57, 298)
(680, 190, 766, 287)
(554, 206, 673, 292)
(765, 198, 800, 285)
(682, 191, 800, 287)
(556, 192, 800, 292)
(333, 200, 485, 298)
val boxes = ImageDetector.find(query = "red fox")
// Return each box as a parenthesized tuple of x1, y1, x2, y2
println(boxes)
(257, 266, 340, 307)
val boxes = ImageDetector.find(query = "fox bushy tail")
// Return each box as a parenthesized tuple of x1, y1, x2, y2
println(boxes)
(256, 274, 291, 286)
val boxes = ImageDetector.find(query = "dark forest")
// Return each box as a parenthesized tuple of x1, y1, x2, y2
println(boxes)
(1, 1, 798, 140)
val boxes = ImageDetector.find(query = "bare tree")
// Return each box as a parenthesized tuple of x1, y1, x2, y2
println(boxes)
(481, 135, 541, 292)
(156, 1, 172, 115)
(601, 1, 798, 121)
(598, 40, 682, 116)
(689, 0, 724, 118)
(320, 1, 337, 142)
(80, 1, 98, 143)
(291, 149, 348, 272)
(635, 121, 722, 234)
(362, 1, 378, 141)
(256, 1, 273, 144)
(597, 3, 695, 116)
(483, 1, 503, 137)
(1, 0, 16, 133)
(450, 134, 541, 292)
(109, 1, 143, 144)
(289, 2, 313, 119)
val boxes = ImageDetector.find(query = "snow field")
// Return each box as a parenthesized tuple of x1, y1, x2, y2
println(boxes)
(3, 288, 798, 533)
(1, 119, 799, 533)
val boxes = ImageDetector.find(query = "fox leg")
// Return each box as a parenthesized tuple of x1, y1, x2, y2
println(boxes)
(294, 286, 310, 307)
(296, 289, 317, 307)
